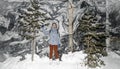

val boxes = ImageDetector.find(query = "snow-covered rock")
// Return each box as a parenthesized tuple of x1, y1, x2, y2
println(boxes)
(0, 51, 7, 62)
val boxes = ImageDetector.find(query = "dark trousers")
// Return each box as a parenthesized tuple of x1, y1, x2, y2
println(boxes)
(49, 44, 59, 59)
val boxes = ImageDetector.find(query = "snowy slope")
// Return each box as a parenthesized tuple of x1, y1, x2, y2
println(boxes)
(101, 51, 120, 69)
(0, 51, 87, 69)
(0, 51, 120, 69)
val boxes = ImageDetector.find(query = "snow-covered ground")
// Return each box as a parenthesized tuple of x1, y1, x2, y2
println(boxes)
(101, 51, 120, 69)
(0, 51, 120, 69)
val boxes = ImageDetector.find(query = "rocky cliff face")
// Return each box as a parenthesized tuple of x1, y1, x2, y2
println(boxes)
(0, 0, 29, 62)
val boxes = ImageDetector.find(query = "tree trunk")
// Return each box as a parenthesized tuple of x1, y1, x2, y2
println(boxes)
(31, 37, 35, 61)
(106, 0, 110, 51)
(31, 30, 36, 61)
(68, 0, 74, 51)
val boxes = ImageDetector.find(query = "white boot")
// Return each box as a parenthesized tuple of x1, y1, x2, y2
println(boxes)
(49, 59, 52, 65)
(56, 59, 59, 62)
(55, 59, 60, 65)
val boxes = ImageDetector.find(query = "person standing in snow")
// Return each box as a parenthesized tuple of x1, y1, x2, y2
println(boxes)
(41, 23, 60, 61)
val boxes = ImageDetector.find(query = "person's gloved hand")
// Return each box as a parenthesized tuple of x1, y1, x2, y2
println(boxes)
(41, 25, 44, 28)
(58, 44, 60, 47)
(58, 44, 61, 51)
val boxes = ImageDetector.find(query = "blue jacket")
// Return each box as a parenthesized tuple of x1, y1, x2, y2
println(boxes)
(42, 27, 60, 45)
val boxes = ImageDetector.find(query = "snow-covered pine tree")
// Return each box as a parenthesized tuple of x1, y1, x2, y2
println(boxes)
(18, 0, 46, 61)
(79, 7, 107, 68)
